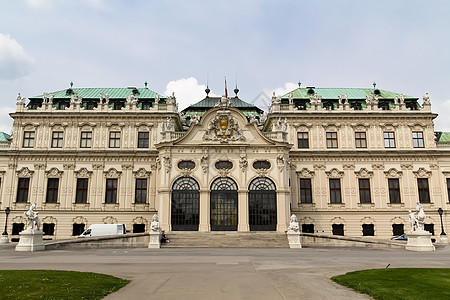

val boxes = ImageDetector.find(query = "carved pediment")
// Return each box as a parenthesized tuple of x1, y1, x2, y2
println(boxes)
(17, 167, 34, 177)
(45, 167, 63, 178)
(203, 110, 245, 143)
(75, 167, 92, 178)
(297, 168, 315, 178)
(354, 168, 373, 178)
(104, 168, 122, 178)
(325, 168, 344, 178)
(134, 168, 151, 178)
(413, 167, 432, 178)
(384, 168, 403, 178)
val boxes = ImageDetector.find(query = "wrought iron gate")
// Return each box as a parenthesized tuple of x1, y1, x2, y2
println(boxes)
(171, 177, 200, 231)
(210, 177, 238, 231)
(248, 177, 277, 231)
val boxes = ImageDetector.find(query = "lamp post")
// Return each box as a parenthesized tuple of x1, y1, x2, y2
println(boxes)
(438, 208, 446, 236)
(1, 207, 10, 244)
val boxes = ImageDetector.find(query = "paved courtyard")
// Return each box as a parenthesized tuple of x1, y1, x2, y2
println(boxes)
(0, 244, 449, 299)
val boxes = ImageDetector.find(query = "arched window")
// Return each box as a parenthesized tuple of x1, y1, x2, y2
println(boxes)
(248, 177, 277, 231)
(210, 177, 238, 231)
(171, 177, 200, 231)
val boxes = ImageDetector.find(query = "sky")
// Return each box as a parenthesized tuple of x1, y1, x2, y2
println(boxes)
(1, 0, 450, 133)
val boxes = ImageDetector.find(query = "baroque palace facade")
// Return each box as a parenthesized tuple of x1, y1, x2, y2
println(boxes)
(1, 83, 449, 241)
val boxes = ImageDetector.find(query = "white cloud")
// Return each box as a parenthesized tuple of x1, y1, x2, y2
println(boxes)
(164, 77, 219, 110)
(271, 82, 299, 97)
(0, 34, 33, 80)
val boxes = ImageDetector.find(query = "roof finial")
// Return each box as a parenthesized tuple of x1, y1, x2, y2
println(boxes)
(298, 81, 301, 88)
(205, 84, 210, 97)
(234, 73, 239, 97)
(144, 81, 148, 88)
(373, 81, 376, 89)
(70, 81, 73, 88)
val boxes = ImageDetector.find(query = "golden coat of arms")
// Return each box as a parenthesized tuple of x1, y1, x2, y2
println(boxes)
(203, 111, 245, 143)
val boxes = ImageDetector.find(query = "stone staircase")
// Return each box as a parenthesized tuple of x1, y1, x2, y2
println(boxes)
(161, 231, 289, 248)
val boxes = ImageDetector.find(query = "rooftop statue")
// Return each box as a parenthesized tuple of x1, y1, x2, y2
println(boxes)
(16, 93, 26, 104)
(423, 93, 431, 105)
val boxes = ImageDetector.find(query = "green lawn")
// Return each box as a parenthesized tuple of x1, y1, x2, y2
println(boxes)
(0, 270, 129, 299)
(332, 268, 450, 300)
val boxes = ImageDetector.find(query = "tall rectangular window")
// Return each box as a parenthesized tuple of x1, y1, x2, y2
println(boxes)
(329, 178, 341, 203)
(355, 132, 367, 148)
(105, 178, 118, 203)
(326, 132, 338, 148)
(51, 131, 64, 148)
(388, 178, 401, 203)
(109, 132, 120, 148)
(417, 178, 430, 203)
(447, 178, 450, 203)
(16, 178, 30, 203)
(358, 178, 371, 203)
(299, 178, 312, 203)
(80, 131, 92, 148)
(297, 132, 309, 149)
(75, 178, 89, 204)
(137, 132, 149, 148)
(412, 131, 424, 148)
(45, 178, 59, 203)
(23, 131, 35, 148)
(384, 132, 396, 148)
(135, 178, 148, 204)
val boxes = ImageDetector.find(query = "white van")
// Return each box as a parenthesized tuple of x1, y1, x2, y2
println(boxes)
(78, 224, 126, 238)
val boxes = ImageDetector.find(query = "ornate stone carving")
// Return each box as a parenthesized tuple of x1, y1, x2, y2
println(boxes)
(45, 167, 63, 178)
(134, 168, 150, 178)
(63, 164, 75, 170)
(104, 168, 122, 178)
(384, 168, 403, 178)
(277, 155, 285, 172)
(371, 164, 385, 170)
(313, 164, 326, 170)
(75, 168, 92, 178)
(92, 164, 104, 170)
(163, 156, 172, 173)
(297, 168, 315, 178)
(102, 216, 118, 224)
(203, 110, 245, 143)
(354, 168, 373, 178)
(239, 155, 248, 173)
(16, 167, 34, 177)
(200, 154, 209, 173)
(325, 168, 344, 178)
(400, 164, 413, 170)
(342, 164, 355, 170)
(413, 168, 432, 178)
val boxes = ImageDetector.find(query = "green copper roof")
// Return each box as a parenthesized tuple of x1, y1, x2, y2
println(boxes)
(30, 87, 165, 99)
(0, 132, 10, 141)
(182, 96, 264, 116)
(281, 88, 417, 100)
(438, 132, 450, 142)
(187, 97, 259, 108)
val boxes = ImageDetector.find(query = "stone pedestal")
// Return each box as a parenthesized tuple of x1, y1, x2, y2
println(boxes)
(287, 231, 302, 248)
(15, 230, 45, 251)
(406, 230, 435, 251)
(0, 234, 9, 244)
(439, 235, 448, 244)
(16, 229, 45, 252)
(148, 231, 162, 249)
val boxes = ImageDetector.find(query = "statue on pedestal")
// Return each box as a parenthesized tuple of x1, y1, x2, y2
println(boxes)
(24, 202, 41, 231)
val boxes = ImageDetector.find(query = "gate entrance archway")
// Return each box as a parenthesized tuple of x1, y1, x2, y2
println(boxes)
(248, 177, 277, 231)
(210, 177, 238, 231)
(171, 177, 200, 231)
